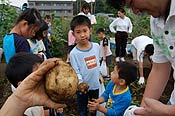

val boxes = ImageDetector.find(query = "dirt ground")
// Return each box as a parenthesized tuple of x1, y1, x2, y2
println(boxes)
(0, 55, 174, 115)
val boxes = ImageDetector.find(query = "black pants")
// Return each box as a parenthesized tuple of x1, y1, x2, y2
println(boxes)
(115, 31, 128, 57)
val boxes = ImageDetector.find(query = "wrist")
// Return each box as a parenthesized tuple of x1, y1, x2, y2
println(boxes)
(11, 93, 29, 110)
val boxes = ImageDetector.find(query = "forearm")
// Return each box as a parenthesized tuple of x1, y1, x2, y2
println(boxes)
(97, 105, 108, 114)
(138, 62, 144, 77)
(97, 96, 105, 104)
(0, 94, 28, 116)
(142, 62, 171, 105)
(103, 47, 107, 59)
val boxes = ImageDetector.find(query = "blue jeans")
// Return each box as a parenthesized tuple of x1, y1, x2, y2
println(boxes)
(76, 89, 99, 116)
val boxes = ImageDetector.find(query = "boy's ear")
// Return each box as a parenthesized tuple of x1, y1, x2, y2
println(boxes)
(119, 79, 126, 85)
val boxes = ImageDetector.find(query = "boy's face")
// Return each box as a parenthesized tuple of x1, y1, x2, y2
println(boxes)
(111, 66, 120, 83)
(97, 32, 104, 39)
(72, 24, 92, 45)
(111, 66, 125, 85)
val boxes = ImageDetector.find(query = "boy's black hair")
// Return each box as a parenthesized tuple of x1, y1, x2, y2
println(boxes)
(33, 20, 49, 39)
(5, 52, 43, 88)
(96, 28, 105, 34)
(70, 15, 91, 31)
(15, 8, 42, 26)
(106, 0, 125, 9)
(144, 44, 154, 56)
(117, 62, 137, 85)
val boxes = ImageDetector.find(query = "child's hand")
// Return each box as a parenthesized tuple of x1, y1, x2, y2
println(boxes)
(77, 82, 89, 95)
(88, 99, 100, 112)
(56, 108, 64, 114)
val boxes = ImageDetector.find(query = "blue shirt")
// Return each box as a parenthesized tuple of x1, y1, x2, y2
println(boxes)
(3, 33, 31, 63)
(70, 42, 101, 90)
(101, 81, 132, 116)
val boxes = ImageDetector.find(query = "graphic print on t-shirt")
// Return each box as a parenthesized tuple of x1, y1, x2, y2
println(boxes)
(84, 55, 97, 69)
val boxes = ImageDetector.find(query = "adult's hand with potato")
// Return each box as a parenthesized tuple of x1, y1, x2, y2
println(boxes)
(0, 58, 66, 116)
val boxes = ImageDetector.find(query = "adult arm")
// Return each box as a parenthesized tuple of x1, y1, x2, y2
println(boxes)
(109, 19, 117, 33)
(0, 58, 66, 116)
(135, 97, 175, 116)
(128, 17, 133, 33)
(141, 62, 171, 103)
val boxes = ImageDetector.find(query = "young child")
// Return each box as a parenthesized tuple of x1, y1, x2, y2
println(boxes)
(5, 52, 44, 116)
(28, 20, 49, 60)
(88, 62, 138, 116)
(3, 8, 42, 63)
(69, 15, 101, 116)
(96, 28, 112, 78)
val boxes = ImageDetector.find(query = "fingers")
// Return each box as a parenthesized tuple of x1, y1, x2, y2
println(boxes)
(45, 99, 67, 109)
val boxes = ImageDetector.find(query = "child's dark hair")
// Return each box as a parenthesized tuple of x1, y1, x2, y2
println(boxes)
(96, 28, 105, 34)
(145, 44, 154, 56)
(70, 15, 91, 31)
(44, 15, 51, 20)
(33, 20, 49, 39)
(81, 2, 90, 11)
(117, 62, 137, 85)
(5, 52, 43, 88)
(106, 0, 125, 9)
(15, 8, 42, 26)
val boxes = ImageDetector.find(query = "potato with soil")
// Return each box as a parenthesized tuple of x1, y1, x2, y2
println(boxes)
(45, 59, 78, 103)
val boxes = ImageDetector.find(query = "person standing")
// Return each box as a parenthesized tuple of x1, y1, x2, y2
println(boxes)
(96, 28, 112, 78)
(106, 0, 175, 116)
(109, 8, 133, 62)
(78, 2, 97, 25)
(131, 35, 154, 85)
(69, 15, 101, 116)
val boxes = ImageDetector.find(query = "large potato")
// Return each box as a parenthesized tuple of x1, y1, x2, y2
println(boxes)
(45, 59, 78, 103)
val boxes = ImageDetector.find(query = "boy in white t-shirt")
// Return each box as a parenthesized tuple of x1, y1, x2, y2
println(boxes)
(97, 28, 112, 78)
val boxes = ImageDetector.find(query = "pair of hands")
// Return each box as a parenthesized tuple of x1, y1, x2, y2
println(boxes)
(88, 99, 100, 113)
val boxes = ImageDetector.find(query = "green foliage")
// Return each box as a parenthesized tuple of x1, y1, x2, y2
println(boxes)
(126, 9, 151, 39)
(50, 16, 68, 57)
(0, 4, 18, 47)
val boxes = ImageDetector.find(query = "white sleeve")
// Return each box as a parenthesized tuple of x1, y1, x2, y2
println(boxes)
(109, 19, 117, 33)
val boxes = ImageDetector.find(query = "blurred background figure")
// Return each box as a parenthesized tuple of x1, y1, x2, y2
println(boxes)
(109, 8, 133, 62)
(131, 35, 154, 85)
(66, 30, 76, 63)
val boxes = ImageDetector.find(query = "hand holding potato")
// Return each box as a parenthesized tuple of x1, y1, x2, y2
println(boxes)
(77, 82, 89, 95)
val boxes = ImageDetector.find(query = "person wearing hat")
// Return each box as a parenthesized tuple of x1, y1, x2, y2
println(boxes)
(106, 0, 175, 115)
